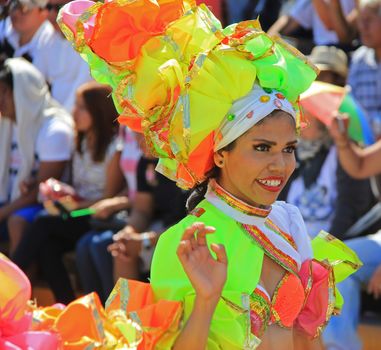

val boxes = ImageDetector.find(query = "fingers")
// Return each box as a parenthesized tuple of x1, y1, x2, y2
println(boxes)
(108, 241, 131, 262)
(176, 240, 192, 265)
(181, 222, 216, 248)
(197, 225, 216, 246)
(368, 278, 381, 299)
(331, 114, 349, 135)
(210, 243, 228, 265)
(182, 223, 199, 249)
(113, 226, 134, 241)
(367, 275, 381, 299)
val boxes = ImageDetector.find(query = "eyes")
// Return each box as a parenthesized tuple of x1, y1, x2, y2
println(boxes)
(253, 143, 296, 154)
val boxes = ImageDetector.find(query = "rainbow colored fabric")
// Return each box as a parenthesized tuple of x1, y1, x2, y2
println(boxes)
(58, 0, 318, 189)
(300, 81, 375, 146)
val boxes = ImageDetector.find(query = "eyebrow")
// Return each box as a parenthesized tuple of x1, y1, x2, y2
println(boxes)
(251, 139, 298, 146)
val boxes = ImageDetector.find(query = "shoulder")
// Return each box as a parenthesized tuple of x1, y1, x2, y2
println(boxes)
(150, 212, 203, 301)
(271, 201, 313, 261)
(38, 115, 73, 138)
(105, 136, 121, 160)
(36, 116, 74, 161)
(34, 21, 57, 48)
(272, 201, 304, 225)
(156, 202, 222, 246)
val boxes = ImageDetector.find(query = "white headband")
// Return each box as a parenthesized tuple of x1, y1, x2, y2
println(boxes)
(214, 83, 296, 151)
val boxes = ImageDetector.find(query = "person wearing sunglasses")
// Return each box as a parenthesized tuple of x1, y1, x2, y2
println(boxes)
(0, 0, 91, 112)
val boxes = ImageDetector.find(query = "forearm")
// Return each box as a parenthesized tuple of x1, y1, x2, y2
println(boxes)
(268, 16, 299, 37)
(312, 0, 333, 29)
(328, 3, 356, 43)
(173, 297, 218, 350)
(107, 196, 129, 212)
(335, 142, 366, 178)
(128, 210, 152, 232)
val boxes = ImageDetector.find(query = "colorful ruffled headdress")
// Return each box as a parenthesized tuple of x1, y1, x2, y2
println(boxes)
(58, 0, 318, 189)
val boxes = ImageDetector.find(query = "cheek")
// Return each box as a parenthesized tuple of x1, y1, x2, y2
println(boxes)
(285, 155, 296, 176)
(84, 114, 92, 127)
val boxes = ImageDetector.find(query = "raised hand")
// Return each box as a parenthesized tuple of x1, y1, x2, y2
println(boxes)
(108, 226, 141, 261)
(329, 113, 350, 146)
(177, 222, 227, 303)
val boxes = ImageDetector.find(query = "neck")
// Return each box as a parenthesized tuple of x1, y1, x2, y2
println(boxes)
(208, 179, 271, 217)
(19, 30, 37, 46)
(217, 179, 271, 211)
(85, 130, 96, 149)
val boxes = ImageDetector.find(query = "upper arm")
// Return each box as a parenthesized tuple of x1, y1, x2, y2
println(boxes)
(268, 15, 301, 36)
(356, 142, 381, 178)
(36, 119, 74, 162)
(36, 161, 68, 183)
(128, 191, 155, 232)
(103, 150, 126, 198)
(312, 0, 334, 30)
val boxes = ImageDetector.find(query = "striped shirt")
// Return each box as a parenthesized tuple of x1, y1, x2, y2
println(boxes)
(348, 46, 381, 137)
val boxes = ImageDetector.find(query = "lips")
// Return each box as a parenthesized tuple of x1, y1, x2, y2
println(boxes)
(256, 177, 284, 193)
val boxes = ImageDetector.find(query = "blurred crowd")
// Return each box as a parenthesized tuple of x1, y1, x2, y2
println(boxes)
(0, 0, 381, 349)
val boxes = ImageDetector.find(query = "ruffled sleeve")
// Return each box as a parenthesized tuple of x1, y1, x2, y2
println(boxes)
(295, 231, 362, 338)
(273, 201, 313, 263)
(273, 202, 362, 338)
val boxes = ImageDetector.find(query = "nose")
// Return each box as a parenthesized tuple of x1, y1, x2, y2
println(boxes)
(267, 152, 286, 173)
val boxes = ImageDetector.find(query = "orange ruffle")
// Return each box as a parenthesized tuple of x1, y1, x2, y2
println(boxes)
(90, 0, 193, 63)
(31, 279, 182, 349)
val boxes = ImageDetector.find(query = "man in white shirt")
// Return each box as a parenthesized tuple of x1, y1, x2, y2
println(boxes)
(1, 0, 91, 111)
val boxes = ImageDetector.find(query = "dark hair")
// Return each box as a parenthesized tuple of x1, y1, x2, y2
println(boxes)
(76, 82, 119, 162)
(186, 110, 295, 212)
(0, 64, 13, 90)
(186, 141, 236, 212)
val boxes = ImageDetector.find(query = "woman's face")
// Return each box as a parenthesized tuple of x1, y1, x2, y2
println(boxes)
(214, 111, 297, 207)
(0, 81, 16, 121)
(73, 92, 92, 132)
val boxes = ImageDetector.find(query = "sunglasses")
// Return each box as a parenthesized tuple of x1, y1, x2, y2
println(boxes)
(8, 0, 35, 14)
(46, 2, 64, 12)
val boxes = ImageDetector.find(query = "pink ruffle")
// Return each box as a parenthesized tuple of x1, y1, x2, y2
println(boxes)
(0, 255, 61, 349)
(60, 0, 96, 40)
(0, 332, 60, 350)
(295, 259, 331, 338)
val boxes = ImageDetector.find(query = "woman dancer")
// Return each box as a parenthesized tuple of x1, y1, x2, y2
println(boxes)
(58, 1, 361, 348)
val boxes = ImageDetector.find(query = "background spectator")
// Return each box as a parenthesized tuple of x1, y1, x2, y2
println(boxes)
(282, 45, 374, 238)
(0, 58, 73, 253)
(11, 81, 122, 304)
(74, 126, 141, 303)
(0, 0, 91, 111)
(269, 0, 357, 52)
(109, 150, 189, 280)
(76, 134, 188, 303)
(309, 45, 348, 86)
(323, 111, 381, 350)
(348, 0, 381, 138)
